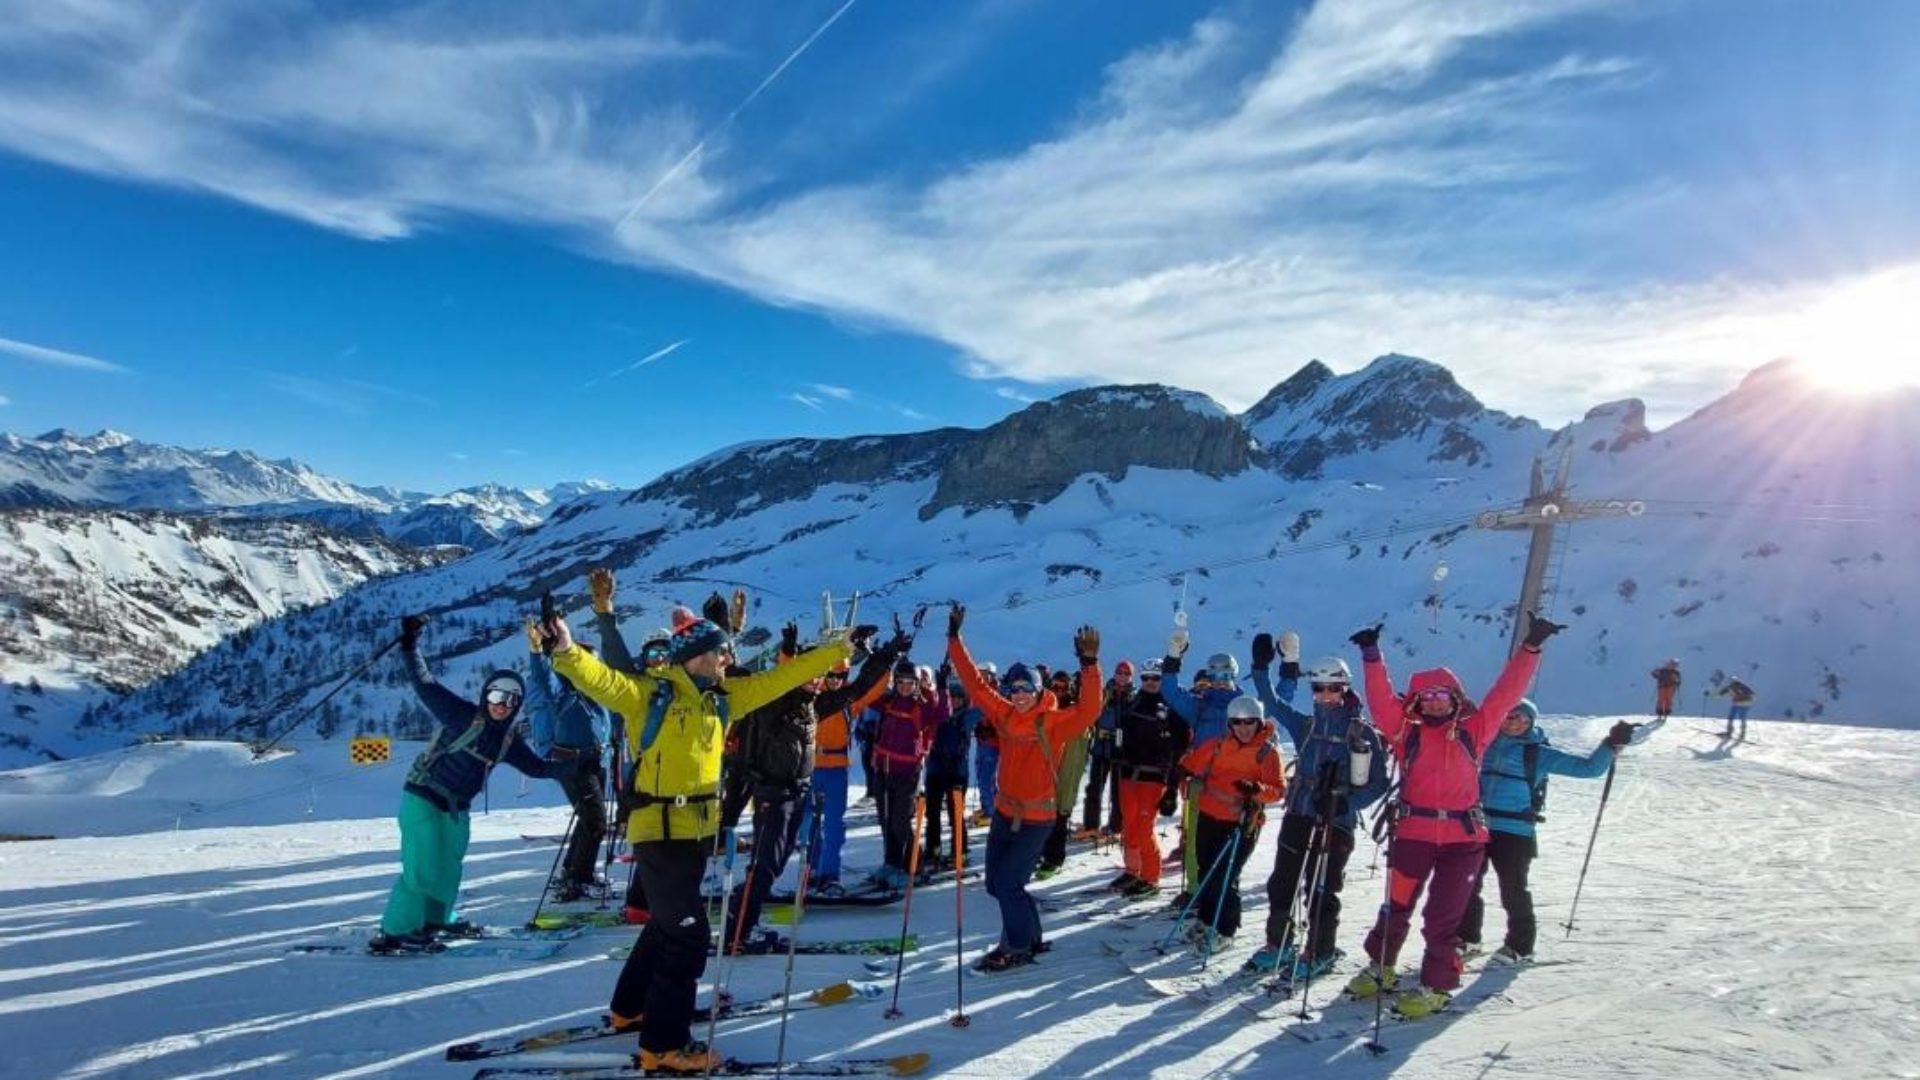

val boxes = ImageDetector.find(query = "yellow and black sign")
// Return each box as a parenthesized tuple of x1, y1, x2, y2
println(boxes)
(349, 737, 392, 765)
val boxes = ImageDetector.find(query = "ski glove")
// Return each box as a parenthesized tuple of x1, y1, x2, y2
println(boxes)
(1348, 623, 1383, 650)
(525, 616, 546, 654)
(947, 603, 966, 639)
(1523, 611, 1565, 649)
(588, 567, 615, 615)
(849, 624, 880, 652)
(1251, 633, 1275, 670)
(780, 621, 801, 657)
(701, 592, 731, 631)
(1158, 788, 1179, 817)
(1279, 631, 1301, 664)
(1607, 720, 1635, 749)
(1168, 628, 1190, 658)
(1074, 625, 1101, 665)
(399, 614, 427, 652)
(1234, 779, 1262, 798)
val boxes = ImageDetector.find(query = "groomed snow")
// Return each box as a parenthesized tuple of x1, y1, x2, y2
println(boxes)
(2, 718, 1914, 1078)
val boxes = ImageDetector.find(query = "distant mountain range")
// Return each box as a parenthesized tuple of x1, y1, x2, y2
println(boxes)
(3, 355, 1912, 767)
(0, 428, 612, 550)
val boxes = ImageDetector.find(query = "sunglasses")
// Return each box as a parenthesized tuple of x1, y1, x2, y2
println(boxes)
(1229, 717, 1261, 727)
(1140, 674, 1163, 681)
(1310, 683, 1346, 694)
(1416, 689, 1457, 705)
(824, 672, 847, 681)
(484, 689, 522, 706)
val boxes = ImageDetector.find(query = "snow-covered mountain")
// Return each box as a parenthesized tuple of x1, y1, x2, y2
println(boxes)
(0, 508, 448, 764)
(83, 355, 1913, 755)
(0, 429, 613, 550)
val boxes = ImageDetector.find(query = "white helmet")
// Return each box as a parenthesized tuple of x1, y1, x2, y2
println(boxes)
(979, 661, 999, 678)
(1141, 658, 1164, 676)
(1227, 695, 1265, 721)
(1306, 657, 1352, 686)
(1205, 652, 1239, 680)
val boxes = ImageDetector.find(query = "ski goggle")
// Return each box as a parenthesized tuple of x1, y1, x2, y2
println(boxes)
(1006, 681, 1037, 695)
(824, 671, 847, 681)
(1139, 673, 1163, 682)
(1229, 716, 1261, 727)
(484, 688, 522, 706)
(1310, 683, 1347, 694)
(1415, 688, 1457, 707)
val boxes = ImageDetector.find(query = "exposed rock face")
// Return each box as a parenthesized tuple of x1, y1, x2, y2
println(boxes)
(1244, 355, 1528, 479)
(635, 430, 974, 522)
(921, 385, 1253, 519)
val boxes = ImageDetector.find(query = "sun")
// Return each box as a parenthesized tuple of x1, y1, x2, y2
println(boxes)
(1784, 269, 1920, 394)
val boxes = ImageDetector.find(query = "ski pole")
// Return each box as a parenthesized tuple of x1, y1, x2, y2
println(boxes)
(1363, 815, 1396, 1057)
(702, 826, 740, 1079)
(950, 786, 970, 1029)
(727, 813, 767, 956)
(1200, 808, 1251, 967)
(1294, 815, 1338, 1019)
(773, 790, 820, 1080)
(1562, 755, 1619, 939)
(526, 805, 578, 930)
(251, 634, 403, 756)
(883, 793, 928, 1020)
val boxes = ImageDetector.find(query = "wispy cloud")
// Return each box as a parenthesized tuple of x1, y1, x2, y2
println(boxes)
(1, 2, 1902, 425)
(808, 383, 855, 400)
(449, 451, 471, 462)
(261, 372, 436, 415)
(995, 386, 1037, 404)
(583, 339, 689, 389)
(0, 333, 126, 372)
(503, 448, 528, 457)
(0, 392, 11, 406)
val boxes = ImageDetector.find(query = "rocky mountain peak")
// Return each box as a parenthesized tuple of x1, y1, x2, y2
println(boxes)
(920, 383, 1252, 520)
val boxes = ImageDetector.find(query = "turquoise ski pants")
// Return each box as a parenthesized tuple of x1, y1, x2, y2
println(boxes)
(381, 791, 471, 935)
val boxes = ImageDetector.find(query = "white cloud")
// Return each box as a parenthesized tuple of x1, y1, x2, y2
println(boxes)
(261, 372, 435, 415)
(0, 392, 11, 406)
(995, 386, 1037, 404)
(584, 339, 689, 388)
(2, 1, 1906, 425)
(0, 333, 126, 372)
(449, 451, 470, 462)
(808, 383, 855, 400)
(787, 392, 825, 411)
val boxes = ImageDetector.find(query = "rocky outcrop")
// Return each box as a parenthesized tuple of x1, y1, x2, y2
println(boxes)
(636, 430, 974, 522)
(921, 385, 1252, 519)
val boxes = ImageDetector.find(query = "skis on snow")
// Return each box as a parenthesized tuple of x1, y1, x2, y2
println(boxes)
(470, 1051, 931, 1078)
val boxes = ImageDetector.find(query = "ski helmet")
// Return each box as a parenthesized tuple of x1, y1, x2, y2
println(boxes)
(979, 661, 999, 679)
(1140, 658, 1164, 677)
(481, 671, 525, 715)
(893, 657, 918, 679)
(1226, 695, 1264, 721)
(1205, 652, 1239, 681)
(1307, 657, 1352, 686)
(1002, 662, 1036, 692)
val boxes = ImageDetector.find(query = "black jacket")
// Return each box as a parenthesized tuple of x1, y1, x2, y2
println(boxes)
(738, 642, 897, 791)
(1115, 689, 1190, 780)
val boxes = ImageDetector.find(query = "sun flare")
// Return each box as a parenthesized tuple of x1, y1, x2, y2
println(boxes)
(1784, 270, 1920, 394)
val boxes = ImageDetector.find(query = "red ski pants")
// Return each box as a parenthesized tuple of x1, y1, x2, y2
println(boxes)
(1119, 779, 1165, 885)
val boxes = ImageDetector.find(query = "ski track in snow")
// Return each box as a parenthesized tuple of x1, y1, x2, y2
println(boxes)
(0, 719, 1916, 1078)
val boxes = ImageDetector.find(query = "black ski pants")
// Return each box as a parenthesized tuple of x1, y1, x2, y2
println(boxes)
(1192, 813, 1261, 938)
(1261, 812, 1355, 959)
(875, 768, 921, 872)
(611, 840, 708, 1053)
(559, 756, 607, 888)
(1458, 829, 1539, 956)
(728, 784, 805, 946)
(924, 774, 969, 861)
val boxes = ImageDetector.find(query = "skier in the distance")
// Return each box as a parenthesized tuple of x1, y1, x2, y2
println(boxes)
(1084, 660, 1132, 836)
(1457, 699, 1633, 964)
(1111, 658, 1189, 899)
(1651, 659, 1683, 720)
(542, 607, 853, 1075)
(1344, 613, 1563, 1020)
(1717, 677, 1755, 740)
(923, 662, 978, 871)
(371, 615, 577, 954)
(946, 605, 1104, 971)
(522, 616, 612, 903)
(1164, 694, 1284, 943)
(1245, 631, 1390, 982)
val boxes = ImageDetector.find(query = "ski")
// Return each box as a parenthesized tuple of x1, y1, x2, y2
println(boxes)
(529, 911, 628, 931)
(520, 833, 569, 844)
(291, 939, 567, 961)
(471, 1051, 930, 1078)
(446, 982, 882, 1061)
(605, 934, 917, 960)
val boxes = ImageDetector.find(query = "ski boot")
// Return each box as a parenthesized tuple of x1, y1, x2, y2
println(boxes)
(1392, 985, 1451, 1019)
(1291, 946, 1343, 982)
(637, 1040, 722, 1075)
(1121, 878, 1160, 900)
(368, 930, 442, 955)
(1485, 945, 1531, 966)
(1245, 941, 1294, 974)
(973, 947, 1036, 973)
(429, 919, 484, 939)
(1032, 862, 1063, 882)
(1343, 964, 1398, 1000)
(1106, 871, 1140, 892)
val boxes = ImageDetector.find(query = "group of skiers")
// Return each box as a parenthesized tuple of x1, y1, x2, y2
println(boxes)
(370, 572, 1659, 1073)
(1650, 658, 1757, 739)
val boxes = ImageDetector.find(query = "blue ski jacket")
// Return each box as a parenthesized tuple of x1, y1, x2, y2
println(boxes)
(525, 651, 611, 758)
(1157, 655, 1241, 746)
(1478, 724, 1614, 838)
(401, 646, 564, 813)
(1250, 665, 1389, 831)
(926, 701, 980, 786)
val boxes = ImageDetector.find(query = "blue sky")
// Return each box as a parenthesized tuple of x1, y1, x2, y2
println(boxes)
(0, 0, 1915, 493)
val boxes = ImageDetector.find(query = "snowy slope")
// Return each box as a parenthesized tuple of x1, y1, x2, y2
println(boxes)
(0, 509, 445, 766)
(0, 718, 1912, 1078)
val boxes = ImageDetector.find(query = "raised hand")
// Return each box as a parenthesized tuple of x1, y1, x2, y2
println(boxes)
(1349, 623, 1383, 650)
(1074, 625, 1101, 664)
(947, 603, 966, 639)
(588, 567, 615, 614)
(1523, 611, 1565, 649)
